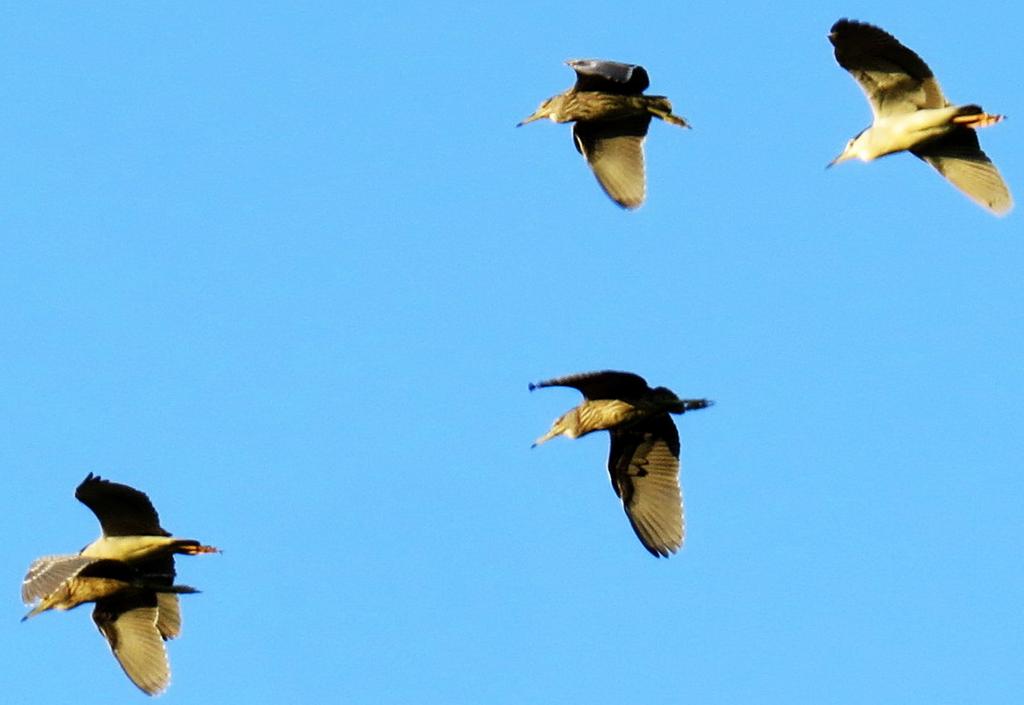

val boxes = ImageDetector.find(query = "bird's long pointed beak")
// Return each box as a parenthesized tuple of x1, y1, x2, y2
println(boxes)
(532, 429, 558, 447)
(21, 604, 45, 622)
(827, 150, 852, 169)
(516, 111, 544, 128)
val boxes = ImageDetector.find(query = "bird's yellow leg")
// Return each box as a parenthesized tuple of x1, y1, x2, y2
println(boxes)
(953, 112, 1005, 128)
(650, 109, 690, 128)
(182, 544, 221, 555)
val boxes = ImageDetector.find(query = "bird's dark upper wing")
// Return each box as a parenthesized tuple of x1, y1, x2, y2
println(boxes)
(829, 19, 945, 116)
(76, 473, 168, 537)
(572, 117, 651, 210)
(912, 128, 1013, 215)
(568, 59, 650, 95)
(607, 414, 683, 557)
(529, 370, 651, 400)
(93, 591, 171, 696)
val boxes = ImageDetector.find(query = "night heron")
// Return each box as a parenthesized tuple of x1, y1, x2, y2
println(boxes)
(828, 19, 1013, 215)
(518, 59, 689, 209)
(21, 473, 218, 695)
(530, 371, 711, 557)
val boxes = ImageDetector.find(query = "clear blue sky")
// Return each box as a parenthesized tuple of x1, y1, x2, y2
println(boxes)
(2, 2, 1022, 703)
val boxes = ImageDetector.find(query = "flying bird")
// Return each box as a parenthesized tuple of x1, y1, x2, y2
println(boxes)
(21, 473, 218, 696)
(530, 371, 711, 557)
(828, 19, 1012, 215)
(518, 59, 689, 209)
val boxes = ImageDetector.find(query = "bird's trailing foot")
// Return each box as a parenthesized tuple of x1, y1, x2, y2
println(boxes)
(679, 399, 714, 413)
(660, 113, 691, 128)
(646, 103, 690, 128)
(643, 96, 690, 128)
(953, 112, 1006, 129)
(181, 544, 221, 555)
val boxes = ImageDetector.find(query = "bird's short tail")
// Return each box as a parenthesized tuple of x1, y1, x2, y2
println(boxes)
(645, 96, 690, 128)
(163, 584, 201, 595)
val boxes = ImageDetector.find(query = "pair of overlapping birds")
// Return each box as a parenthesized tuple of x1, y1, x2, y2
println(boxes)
(22, 369, 704, 696)
(20, 18, 1012, 698)
(520, 19, 1013, 214)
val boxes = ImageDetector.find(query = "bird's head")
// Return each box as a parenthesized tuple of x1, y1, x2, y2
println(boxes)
(517, 95, 569, 126)
(531, 410, 579, 447)
(827, 130, 868, 168)
(21, 590, 75, 622)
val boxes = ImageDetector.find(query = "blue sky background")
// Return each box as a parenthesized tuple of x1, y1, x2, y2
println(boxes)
(2, 2, 1022, 702)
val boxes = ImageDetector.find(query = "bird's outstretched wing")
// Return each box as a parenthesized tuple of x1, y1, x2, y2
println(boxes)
(829, 19, 945, 117)
(76, 473, 168, 537)
(573, 117, 651, 210)
(913, 128, 1013, 215)
(568, 59, 650, 95)
(22, 554, 100, 603)
(607, 414, 683, 557)
(529, 370, 651, 400)
(155, 593, 184, 640)
(93, 592, 171, 696)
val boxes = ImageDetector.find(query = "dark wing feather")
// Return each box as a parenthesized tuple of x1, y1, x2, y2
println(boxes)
(829, 19, 945, 116)
(77, 559, 142, 581)
(573, 117, 651, 209)
(132, 553, 178, 584)
(76, 473, 168, 537)
(913, 128, 1013, 215)
(568, 59, 650, 95)
(530, 370, 651, 400)
(607, 414, 683, 557)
